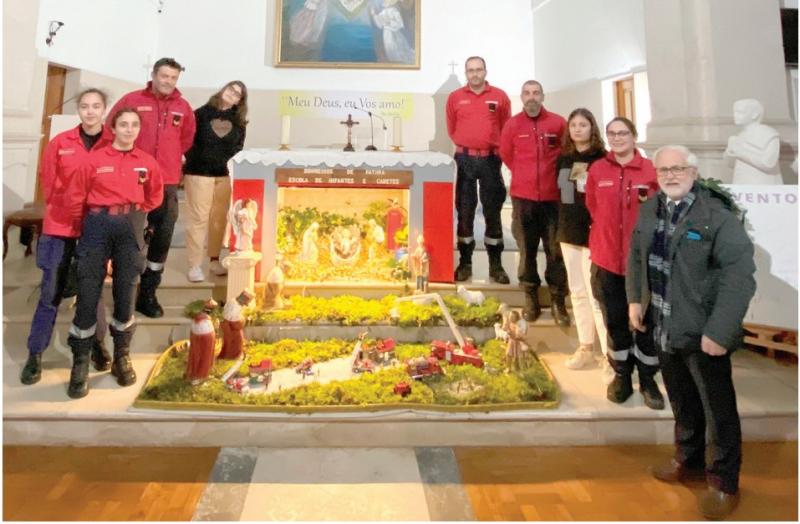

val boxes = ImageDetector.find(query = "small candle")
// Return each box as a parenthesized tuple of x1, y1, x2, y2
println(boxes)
(280, 115, 291, 145)
(392, 116, 402, 147)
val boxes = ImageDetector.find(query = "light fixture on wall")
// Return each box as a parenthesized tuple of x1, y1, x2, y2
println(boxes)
(45, 21, 64, 47)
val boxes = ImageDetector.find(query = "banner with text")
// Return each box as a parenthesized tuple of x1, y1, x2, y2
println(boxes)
(279, 90, 414, 120)
(726, 184, 798, 329)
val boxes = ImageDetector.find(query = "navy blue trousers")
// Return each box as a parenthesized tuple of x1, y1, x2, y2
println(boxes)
(71, 211, 146, 337)
(27, 235, 106, 354)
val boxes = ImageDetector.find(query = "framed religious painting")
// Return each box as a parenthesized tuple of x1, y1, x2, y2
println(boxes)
(274, 0, 421, 69)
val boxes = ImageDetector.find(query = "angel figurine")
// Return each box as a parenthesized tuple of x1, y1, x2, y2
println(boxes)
(228, 198, 258, 253)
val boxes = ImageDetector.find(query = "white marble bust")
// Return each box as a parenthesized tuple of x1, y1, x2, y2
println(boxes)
(725, 99, 782, 185)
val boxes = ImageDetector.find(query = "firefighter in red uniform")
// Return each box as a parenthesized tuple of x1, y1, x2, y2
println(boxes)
(20, 89, 113, 386)
(499, 80, 569, 324)
(106, 57, 196, 319)
(446, 56, 511, 284)
(64, 109, 164, 399)
(585, 117, 664, 409)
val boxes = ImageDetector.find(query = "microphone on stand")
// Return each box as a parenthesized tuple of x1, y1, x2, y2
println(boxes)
(353, 107, 386, 151)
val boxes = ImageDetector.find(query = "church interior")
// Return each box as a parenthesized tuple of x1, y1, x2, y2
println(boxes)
(3, 0, 798, 520)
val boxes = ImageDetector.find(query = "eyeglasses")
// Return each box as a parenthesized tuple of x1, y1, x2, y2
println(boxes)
(606, 130, 631, 138)
(656, 165, 693, 177)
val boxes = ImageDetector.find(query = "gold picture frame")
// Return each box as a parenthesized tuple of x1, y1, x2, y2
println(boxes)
(274, 0, 421, 69)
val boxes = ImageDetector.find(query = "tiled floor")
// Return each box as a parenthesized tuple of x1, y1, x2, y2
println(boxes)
(4, 442, 797, 521)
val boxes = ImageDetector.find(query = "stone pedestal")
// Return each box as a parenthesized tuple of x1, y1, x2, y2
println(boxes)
(223, 251, 262, 304)
(642, 0, 797, 183)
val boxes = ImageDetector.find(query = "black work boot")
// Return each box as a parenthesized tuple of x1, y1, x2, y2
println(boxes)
(640, 375, 666, 410)
(607, 371, 634, 404)
(67, 336, 93, 399)
(550, 295, 571, 327)
(20, 354, 43, 385)
(486, 243, 510, 284)
(136, 268, 164, 318)
(454, 241, 475, 282)
(523, 288, 542, 322)
(91, 338, 112, 371)
(110, 326, 137, 387)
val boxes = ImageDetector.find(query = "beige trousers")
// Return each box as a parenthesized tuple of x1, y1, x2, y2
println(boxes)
(183, 174, 232, 268)
(561, 242, 609, 355)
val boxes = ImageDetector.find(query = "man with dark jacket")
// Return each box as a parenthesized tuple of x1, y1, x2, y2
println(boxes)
(499, 80, 568, 324)
(107, 57, 196, 318)
(627, 145, 756, 520)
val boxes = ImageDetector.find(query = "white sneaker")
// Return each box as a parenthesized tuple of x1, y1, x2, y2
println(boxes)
(600, 358, 616, 385)
(187, 266, 205, 282)
(565, 346, 594, 370)
(209, 260, 227, 276)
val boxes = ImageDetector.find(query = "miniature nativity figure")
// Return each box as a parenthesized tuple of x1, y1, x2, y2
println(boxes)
(186, 312, 216, 385)
(410, 234, 430, 293)
(219, 290, 255, 360)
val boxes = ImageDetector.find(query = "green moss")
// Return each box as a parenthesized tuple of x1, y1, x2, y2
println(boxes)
(187, 294, 502, 329)
(138, 337, 558, 409)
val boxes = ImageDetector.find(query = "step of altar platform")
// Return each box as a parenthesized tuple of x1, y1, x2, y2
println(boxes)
(3, 319, 796, 448)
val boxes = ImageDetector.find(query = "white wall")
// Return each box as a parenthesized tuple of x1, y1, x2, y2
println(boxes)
(532, 0, 646, 92)
(36, 0, 158, 84)
(35, 0, 536, 114)
(4, 0, 48, 211)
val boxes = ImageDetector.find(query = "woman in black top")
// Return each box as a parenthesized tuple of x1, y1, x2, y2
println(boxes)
(183, 80, 249, 282)
(555, 108, 610, 374)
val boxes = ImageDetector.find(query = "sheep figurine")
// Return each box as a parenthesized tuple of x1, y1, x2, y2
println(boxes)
(456, 285, 485, 306)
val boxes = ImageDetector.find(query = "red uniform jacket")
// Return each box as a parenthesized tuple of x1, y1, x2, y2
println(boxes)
(65, 145, 164, 221)
(499, 107, 566, 201)
(40, 126, 110, 237)
(446, 83, 511, 150)
(585, 150, 658, 275)
(106, 83, 196, 185)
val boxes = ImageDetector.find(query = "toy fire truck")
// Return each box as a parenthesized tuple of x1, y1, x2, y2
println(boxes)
(295, 357, 314, 376)
(406, 356, 444, 380)
(393, 381, 412, 397)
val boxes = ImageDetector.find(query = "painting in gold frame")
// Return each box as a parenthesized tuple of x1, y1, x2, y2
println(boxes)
(274, 0, 420, 69)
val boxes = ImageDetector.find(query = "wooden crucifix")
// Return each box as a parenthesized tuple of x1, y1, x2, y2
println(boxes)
(340, 114, 359, 152)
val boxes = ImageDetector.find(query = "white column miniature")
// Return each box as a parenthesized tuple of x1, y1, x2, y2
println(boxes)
(223, 198, 262, 303)
(725, 99, 783, 185)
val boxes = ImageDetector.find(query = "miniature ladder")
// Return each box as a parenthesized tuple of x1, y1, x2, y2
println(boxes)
(395, 293, 465, 348)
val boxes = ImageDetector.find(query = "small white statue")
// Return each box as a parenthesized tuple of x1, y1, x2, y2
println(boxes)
(725, 99, 782, 185)
(456, 284, 485, 306)
(299, 222, 320, 263)
(367, 219, 385, 260)
(228, 199, 259, 253)
(264, 255, 288, 309)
